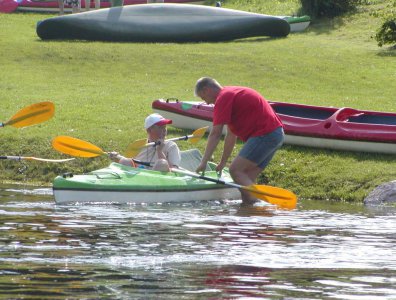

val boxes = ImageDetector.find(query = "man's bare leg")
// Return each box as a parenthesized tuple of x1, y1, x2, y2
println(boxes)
(229, 156, 263, 205)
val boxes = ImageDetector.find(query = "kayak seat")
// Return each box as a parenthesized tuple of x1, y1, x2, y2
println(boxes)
(179, 149, 212, 172)
(272, 105, 334, 120)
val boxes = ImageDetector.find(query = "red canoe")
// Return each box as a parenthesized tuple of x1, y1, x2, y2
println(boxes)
(152, 98, 396, 154)
(1, 0, 203, 13)
(0, 0, 18, 12)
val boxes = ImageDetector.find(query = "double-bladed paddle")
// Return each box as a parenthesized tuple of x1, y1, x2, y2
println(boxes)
(170, 168, 297, 210)
(0, 156, 75, 163)
(52, 127, 208, 159)
(0, 101, 55, 128)
(125, 126, 208, 157)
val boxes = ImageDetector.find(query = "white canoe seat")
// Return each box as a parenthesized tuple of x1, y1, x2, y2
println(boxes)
(179, 149, 211, 172)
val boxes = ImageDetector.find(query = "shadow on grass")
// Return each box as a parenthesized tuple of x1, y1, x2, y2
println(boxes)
(231, 36, 287, 43)
(376, 45, 396, 57)
(36, 36, 286, 44)
(304, 17, 346, 35)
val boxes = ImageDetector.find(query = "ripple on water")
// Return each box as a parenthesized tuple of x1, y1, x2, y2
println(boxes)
(5, 187, 53, 196)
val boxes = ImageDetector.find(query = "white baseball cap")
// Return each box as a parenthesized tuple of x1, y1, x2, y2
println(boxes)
(144, 113, 172, 129)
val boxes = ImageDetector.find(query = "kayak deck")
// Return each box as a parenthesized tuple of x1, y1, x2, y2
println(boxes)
(54, 163, 231, 192)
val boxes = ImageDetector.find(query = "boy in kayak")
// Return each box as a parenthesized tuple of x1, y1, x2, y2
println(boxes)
(194, 77, 284, 205)
(109, 113, 181, 171)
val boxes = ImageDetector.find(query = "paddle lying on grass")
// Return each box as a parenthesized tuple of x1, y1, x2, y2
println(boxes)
(125, 126, 208, 157)
(0, 101, 55, 128)
(0, 156, 75, 163)
(171, 168, 297, 210)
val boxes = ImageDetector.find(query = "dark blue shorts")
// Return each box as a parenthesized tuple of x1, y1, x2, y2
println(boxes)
(239, 127, 284, 169)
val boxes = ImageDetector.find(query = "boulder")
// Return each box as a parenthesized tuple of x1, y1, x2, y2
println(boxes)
(364, 180, 396, 205)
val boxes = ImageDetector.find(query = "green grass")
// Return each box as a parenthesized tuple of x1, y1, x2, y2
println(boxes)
(0, 0, 395, 203)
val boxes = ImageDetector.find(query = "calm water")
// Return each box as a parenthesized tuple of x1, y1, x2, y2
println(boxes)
(0, 184, 395, 299)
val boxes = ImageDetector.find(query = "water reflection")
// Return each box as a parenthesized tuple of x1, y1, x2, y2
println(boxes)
(0, 184, 395, 299)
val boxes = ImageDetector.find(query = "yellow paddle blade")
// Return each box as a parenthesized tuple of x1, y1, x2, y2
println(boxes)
(125, 139, 148, 157)
(5, 102, 55, 128)
(244, 184, 297, 210)
(189, 126, 209, 144)
(52, 136, 105, 158)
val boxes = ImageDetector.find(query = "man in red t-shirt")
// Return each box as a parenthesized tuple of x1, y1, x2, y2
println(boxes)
(195, 77, 284, 205)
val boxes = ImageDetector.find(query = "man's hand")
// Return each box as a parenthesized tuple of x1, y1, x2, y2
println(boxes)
(108, 151, 121, 162)
(215, 161, 226, 173)
(155, 139, 165, 151)
(196, 161, 208, 173)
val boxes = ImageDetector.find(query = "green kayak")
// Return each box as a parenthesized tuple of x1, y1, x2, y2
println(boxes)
(53, 150, 240, 204)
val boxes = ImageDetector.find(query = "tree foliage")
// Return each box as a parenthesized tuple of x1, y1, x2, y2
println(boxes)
(372, 0, 396, 47)
(299, 0, 363, 18)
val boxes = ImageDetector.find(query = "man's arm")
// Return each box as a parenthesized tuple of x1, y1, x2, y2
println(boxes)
(217, 128, 237, 172)
(196, 124, 224, 173)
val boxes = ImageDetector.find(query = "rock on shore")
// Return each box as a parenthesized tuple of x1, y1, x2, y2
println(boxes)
(364, 180, 396, 205)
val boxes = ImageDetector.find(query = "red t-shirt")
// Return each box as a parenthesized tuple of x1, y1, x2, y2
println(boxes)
(213, 86, 282, 142)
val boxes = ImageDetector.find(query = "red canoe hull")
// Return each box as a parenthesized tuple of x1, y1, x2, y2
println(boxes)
(12, 0, 203, 11)
(0, 0, 18, 13)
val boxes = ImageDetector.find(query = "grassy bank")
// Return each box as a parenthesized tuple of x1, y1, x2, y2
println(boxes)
(0, 0, 395, 202)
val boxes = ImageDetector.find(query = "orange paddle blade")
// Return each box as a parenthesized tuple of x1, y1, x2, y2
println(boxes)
(244, 184, 297, 210)
(4, 102, 55, 128)
(52, 136, 105, 158)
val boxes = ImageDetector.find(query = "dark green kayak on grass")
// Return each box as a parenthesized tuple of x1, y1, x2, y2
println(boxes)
(36, 3, 290, 42)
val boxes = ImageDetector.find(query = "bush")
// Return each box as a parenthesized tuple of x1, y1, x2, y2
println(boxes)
(376, 20, 396, 47)
(373, 0, 396, 47)
(300, 0, 362, 18)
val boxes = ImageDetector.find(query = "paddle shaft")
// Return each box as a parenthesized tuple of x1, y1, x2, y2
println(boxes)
(131, 158, 151, 167)
(125, 126, 208, 157)
(171, 168, 293, 201)
(123, 160, 243, 189)
(145, 134, 194, 147)
(0, 156, 75, 162)
(0, 156, 23, 161)
(171, 167, 228, 184)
